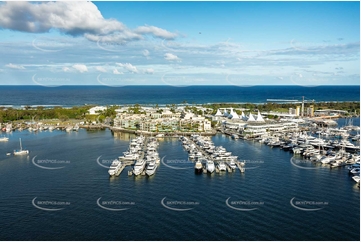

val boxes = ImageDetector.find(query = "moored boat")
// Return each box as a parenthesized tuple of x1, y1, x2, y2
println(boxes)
(146, 161, 157, 176)
(0, 136, 9, 142)
(108, 160, 123, 176)
(13, 138, 29, 155)
(217, 161, 227, 171)
(194, 160, 203, 174)
(133, 159, 146, 176)
(206, 160, 215, 173)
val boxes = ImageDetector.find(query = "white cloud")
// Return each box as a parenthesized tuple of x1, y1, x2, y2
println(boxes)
(145, 68, 154, 74)
(164, 53, 180, 61)
(95, 66, 107, 73)
(135, 25, 177, 39)
(0, 2, 123, 35)
(0, 2, 177, 44)
(62, 67, 70, 72)
(113, 69, 123, 75)
(5, 63, 25, 69)
(72, 64, 88, 73)
(116, 63, 138, 73)
(85, 31, 142, 45)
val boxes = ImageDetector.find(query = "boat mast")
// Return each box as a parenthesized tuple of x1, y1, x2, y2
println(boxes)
(19, 138, 22, 150)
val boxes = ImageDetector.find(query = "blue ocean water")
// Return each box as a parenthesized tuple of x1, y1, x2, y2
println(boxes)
(0, 118, 359, 240)
(0, 85, 359, 107)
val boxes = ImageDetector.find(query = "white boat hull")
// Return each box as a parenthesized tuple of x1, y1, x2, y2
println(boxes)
(14, 150, 29, 155)
(146, 165, 157, 176)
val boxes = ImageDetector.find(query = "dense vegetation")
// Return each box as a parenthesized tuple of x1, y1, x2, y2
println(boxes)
(202, 101, 360, 115)
(0, 105, 119, 123)
(0, 101, 359, 123)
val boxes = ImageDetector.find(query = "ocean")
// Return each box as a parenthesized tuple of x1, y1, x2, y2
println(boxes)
(0, 118, 359, 240)
(0, 85, 359, 107)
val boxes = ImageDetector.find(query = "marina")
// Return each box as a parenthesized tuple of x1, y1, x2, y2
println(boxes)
(0, 119, 359, 241)
(107, 135, 161, 177)
(0, 0, 359, 240)
(0, 90, 359, 241)
(179, 134, 245, 174)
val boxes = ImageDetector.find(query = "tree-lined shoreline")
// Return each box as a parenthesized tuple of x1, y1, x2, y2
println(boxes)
(0, 101, 359, 123)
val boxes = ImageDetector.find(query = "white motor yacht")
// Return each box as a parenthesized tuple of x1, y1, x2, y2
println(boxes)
(227, 159, 237, 170)
(352, 176, 360, 183)
(146, 161, 157, 176)
(349, 168, 360, 175)
(119, 152, 139, 161)
(0, 136, 9, 142)
(133, 159, 146, 176)
(194, 160, 203, 173)
(108, 160, 123, 176)
(206, 160, 215, 173)
(320, 155, 336, 164)
(217, 161, 227, 171)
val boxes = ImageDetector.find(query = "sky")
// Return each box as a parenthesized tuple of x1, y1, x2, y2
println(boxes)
(0, 1, 359, 86)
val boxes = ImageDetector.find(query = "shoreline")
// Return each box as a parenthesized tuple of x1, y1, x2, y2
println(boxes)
(1, 100, 360, 109)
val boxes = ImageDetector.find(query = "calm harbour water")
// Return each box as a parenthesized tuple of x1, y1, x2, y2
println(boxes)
(0, 118, 359, 240)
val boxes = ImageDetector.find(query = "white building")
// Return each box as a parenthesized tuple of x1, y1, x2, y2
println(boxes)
(255, 110, 265, 122)
(88, 106, 107, 115)
(247, 112, 256, 122)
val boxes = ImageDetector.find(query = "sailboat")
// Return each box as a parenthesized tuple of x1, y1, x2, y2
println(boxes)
(13, 138, 29, 155)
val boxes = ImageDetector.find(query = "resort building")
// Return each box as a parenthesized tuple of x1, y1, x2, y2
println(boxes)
(88, 106, 107, 115)
(113, 108, 212, 132)
(314, 109, 348, 117)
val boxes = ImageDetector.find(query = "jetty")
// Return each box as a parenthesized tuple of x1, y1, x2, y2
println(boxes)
(180, 134, 243, 174)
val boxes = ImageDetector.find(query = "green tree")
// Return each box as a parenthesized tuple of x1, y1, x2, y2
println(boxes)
(59, 115, 69, 121)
